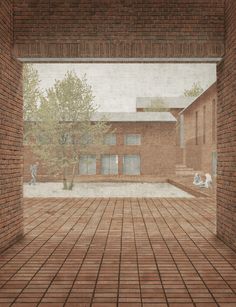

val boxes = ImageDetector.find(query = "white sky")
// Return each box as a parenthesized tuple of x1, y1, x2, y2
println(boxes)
(33, 63, 216, 112)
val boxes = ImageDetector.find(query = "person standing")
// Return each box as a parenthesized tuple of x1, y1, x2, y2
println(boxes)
(29, 162, 39, 185)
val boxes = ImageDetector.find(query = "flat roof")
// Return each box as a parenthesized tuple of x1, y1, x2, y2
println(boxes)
(136, 96, 195, 109)
(92, 112, 176, 122)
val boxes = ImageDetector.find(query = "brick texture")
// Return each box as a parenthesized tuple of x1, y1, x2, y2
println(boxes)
(217, 1, 236, 250)
(13, 0, 225, 58)
(182, 83, 217, 173)
(0, 0, 23, 252)
(0, 0, 234, 253)
(0, 197, 236, 305)
(23, 122, 176, 181)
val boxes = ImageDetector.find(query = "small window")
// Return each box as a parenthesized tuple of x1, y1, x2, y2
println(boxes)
(195, 111, 198, 145)
(179, 114, 185, 148)
(124, 134, 141, 145)
(79, 155, 96, 175)
(104, 134, 116, 145)
(59, 133, 73, 145)
(212, 99, 216, 144)
(80, 134, 93, 145)
(101, 155, 118, 175)
(203, 106, 206, 144)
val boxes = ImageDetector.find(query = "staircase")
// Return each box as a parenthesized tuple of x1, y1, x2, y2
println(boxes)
(175, 164, 196, 176)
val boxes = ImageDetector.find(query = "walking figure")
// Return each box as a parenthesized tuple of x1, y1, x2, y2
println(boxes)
(29, 162, 39, 185)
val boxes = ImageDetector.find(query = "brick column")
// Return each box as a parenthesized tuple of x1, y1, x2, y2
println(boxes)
(118, 155, 123, 175)
(217, 1, 236, 250)
(0, 1, 23, 253)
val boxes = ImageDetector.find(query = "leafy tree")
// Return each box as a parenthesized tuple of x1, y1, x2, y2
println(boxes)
(27, 71, 110, 190)
(23, 64, 41, 121)
(184, 81, 204, 97)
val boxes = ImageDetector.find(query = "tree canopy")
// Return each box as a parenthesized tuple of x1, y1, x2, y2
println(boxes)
(25, 70, 110, 190)
(23, 64, 41, 121)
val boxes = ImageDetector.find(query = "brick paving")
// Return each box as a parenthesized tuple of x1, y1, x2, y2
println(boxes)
(0, 197, 236, 307)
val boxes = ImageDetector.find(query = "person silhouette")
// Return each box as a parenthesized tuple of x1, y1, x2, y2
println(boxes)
(199, 173, 213, 188)
(29, 162, 39, 185)
(193, 173, 202, 185)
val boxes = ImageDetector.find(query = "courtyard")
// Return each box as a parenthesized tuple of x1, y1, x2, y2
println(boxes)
(24, 182, 194, 198)
(0, 196, 235, 307)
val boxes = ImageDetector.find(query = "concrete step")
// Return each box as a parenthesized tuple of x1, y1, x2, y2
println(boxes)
(175, 164, 195, 176)
(176, 167, 194, 171)
(175, 171, 195, 176)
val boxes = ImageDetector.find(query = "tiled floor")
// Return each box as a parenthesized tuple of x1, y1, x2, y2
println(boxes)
(0, 197, 236, 307)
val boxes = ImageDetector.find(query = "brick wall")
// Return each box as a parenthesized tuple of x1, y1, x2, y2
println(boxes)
(0, 1, 23, 252)
(23, 121, 176, 181)
(217, 1, 236, 250)
(182, 83, 217, 173)
(13, 0, 225, 58)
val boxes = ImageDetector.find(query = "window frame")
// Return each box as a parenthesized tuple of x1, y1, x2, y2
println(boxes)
(103, 133, 116, 146)
(101, 154, 118, 175)
(123, 154, 141, 175)
(79, 154, 97, 175)
(124, 134, 141, 145)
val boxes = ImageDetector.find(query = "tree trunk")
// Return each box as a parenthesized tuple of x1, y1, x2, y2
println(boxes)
(63, 167, 68, 190)
(69, 164, 77, 190)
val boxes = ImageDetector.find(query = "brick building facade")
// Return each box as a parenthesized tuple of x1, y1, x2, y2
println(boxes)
(0, 0, 235, 252)
(180, 83, 217, 175)
(23, 84, 217, 182)
(136, 87, 218, 177)
(24, 112, 177, 181)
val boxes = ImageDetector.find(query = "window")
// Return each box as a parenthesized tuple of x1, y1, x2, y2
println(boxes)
(59, 133, 73, 145)
(123, 155, 140, 175)
(212, 99, 216, 144)
(179, 114, 185, 148)
(80, 134, 93, 145)
(101, 155, 118, 175)
(79, 155, 96, 175)
(124, 134, 141, 145)
(203, 106, 206, 144)
(195, 111, 198, 145)
(104, 134, 116, 145)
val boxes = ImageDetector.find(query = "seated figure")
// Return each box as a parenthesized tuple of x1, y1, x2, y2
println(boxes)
(199, 173, 213, 188)
(193, 173, 202, 185)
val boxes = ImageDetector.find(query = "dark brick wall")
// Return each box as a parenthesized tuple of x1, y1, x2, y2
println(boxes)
(13, 0, 225, 58)
(217, 1, 236, 250)
(0, 1, 23, 252)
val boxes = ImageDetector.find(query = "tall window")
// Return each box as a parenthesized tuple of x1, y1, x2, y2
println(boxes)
(101, 155, 118, 175)
(212, 99, 216, 144)
(195, 111, 198, 145)
(79, 155, 96, 175)
(124, 134, 141, 145)
(179, 114, 185, 148)
(203, 105, 206, 144)
(123, 155, 140, 175)
(104, 134, 116, 145)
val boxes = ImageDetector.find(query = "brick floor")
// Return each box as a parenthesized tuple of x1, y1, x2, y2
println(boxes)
(0, 197, 236, 307)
